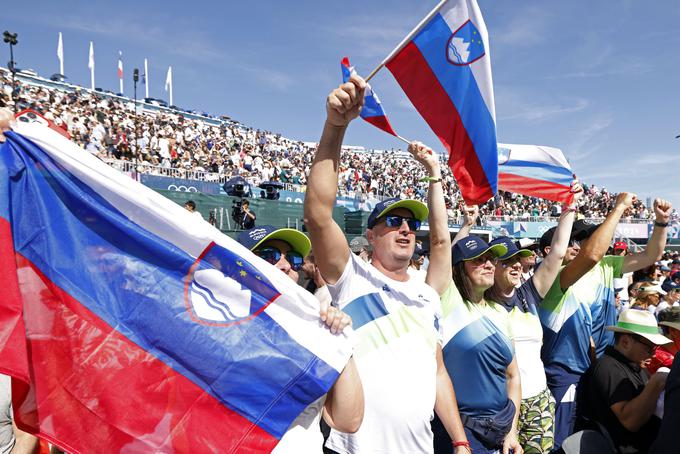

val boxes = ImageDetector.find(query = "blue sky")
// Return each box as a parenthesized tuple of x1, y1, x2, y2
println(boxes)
(4, 1, 680, 206)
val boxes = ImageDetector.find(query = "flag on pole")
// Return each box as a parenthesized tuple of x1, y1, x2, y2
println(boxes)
(88, 41, 95, 90)
(165, 66, 173, 106)
(117, 51, 124, 94)
(382, 0, 498, 205)
(144, 58, 149, 98)
(56, 32, 64, 76)
(497, 143, 575, 203)
(0, 122, 352, 453)
(341, 57, 397, 136)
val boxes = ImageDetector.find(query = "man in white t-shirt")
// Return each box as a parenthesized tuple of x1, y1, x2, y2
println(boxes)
(303, 76, 469, 453)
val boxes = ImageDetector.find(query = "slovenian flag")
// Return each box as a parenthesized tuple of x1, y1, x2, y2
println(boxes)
(498, 143, 575, 203)
(0, 122, 352, 452)
(117, 51, 123, 79)
(341, 57, 397, 136)
(383, 0, 498, 205)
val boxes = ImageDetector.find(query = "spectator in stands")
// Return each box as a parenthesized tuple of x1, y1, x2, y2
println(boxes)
(236, 225, 363, 452)
(649, 353, 680, 454)
(408, 142, 522, 454)
(648, 307, 680, 374)
(577, 310, 670, 453)
(348, 236, 370, 263)
(483, 180, 582, 454)
(304, 76, 469, 454)
(538, 196, 670, 449)
(631, 284, 666, 313)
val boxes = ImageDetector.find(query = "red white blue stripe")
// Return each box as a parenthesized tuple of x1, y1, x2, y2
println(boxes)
(384, 0, 497, 205)
(0, 123, 352, 452)
(498, 143, 575, 203)
(341, 57, 397, 136)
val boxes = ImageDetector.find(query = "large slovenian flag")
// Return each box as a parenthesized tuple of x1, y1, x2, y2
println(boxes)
(0, 122, 352, 453)
(341, 57, 397, 136)
(498, 143, 575, 203)
(383, 0, 497, 205)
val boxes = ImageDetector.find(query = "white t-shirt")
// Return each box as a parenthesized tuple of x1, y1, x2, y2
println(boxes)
(272, 396, 325, 454)
(325, 254, 441, 454)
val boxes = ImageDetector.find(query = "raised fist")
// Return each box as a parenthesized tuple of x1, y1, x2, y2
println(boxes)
(326, 75, 366, 128)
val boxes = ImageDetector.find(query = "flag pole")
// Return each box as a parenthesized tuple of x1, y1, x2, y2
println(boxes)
(144, 58, 149, 99)
(364, 0, 448, 83)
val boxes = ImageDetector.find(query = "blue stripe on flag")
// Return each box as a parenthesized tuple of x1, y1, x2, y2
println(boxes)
(1, 131, 337, 438)
(343, 293, 389, 330)
(412, 14, 498, 188)
(500, 159, 573, 185)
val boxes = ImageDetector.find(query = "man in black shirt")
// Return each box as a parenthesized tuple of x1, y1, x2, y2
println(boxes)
(577, 309, 670, 453)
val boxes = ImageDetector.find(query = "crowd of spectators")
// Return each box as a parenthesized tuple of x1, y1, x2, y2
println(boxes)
(0, 68, 664, 223)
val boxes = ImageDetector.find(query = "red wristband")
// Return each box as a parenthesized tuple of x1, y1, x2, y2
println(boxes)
(452, 440, 472, 450)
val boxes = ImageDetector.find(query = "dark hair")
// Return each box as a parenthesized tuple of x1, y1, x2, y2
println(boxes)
(184, 200, 196, 210)
(452, 261, 502, 305)
(658, 307, 680, 335)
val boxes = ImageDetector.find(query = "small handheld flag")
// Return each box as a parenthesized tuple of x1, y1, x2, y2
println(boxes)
(497, 143, 575, 203)
(341, 57, 397, 137)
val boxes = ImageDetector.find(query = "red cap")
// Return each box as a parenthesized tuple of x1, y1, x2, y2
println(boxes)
(613, 241, 628, 251)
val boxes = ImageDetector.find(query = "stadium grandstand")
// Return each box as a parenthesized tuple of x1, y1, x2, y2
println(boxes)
(1, 66, 674, 248)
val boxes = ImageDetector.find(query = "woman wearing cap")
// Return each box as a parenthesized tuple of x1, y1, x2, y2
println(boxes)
(483, 183, 582, 454)
(631, 285, 666, 313)
(237, 225, 364, 453)
(409, 143, 522, 454)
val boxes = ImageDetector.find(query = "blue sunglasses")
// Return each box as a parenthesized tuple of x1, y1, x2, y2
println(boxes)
(255, 247, 304, 271)
(381, 215, 421, 231)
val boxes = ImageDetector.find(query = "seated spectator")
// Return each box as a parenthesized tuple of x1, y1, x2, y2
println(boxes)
(577, 309, 671, 453)
(648, 307, 680, 374)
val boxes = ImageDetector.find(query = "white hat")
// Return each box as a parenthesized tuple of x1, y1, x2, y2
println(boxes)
(606, 309, 671, 345)
(638, 284, 667, 296)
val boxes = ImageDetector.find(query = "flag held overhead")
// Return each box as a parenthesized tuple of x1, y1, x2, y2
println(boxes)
(381, 0, 498, 205)
(341, 57, 397, 137)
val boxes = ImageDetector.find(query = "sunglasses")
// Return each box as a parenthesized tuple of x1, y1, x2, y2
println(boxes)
(381, 215, 422, 231)
(468, 253, 498, 267)
(254, 247, 304, 271)
(631, 334, 654, 350)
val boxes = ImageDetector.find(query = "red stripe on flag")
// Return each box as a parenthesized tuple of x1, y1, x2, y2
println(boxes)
(499, 173, 573, 203)
(0, 217, 29, 382)
(1, 240, 278, 453)
(363, 115, 397, 137)
(386, 42, 493, 204)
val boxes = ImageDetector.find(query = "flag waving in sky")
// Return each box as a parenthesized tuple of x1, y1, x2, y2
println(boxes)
(498, 143, 575, 203)
(56, 32, 64, 76)
(117, 51, 123, 94)
(382, 0, 498, 205)
(341, 57, 397, 137)
(0, 122, 352, 453)
(165, 65, 173, 105)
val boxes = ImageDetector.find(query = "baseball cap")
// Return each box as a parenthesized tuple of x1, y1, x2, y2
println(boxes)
(237, 225, 311, 257)
(637, 283, 667, 296)
(662, 279, 680, 292)
(490, 236, 534, 261)
(539, 219, 600, 252)
(452, 236, 507, 265)
(366, 198, 428, 229)
(613, 241, 628, 251)
(349, 235, 370, 253)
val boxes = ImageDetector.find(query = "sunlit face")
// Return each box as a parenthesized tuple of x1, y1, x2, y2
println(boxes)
(564, 239, 583, 264)
(367, 208, 418, 265)
(255, 239, 299, 282)
(495, 255, 522, 289)
(463, 251, 497, 290)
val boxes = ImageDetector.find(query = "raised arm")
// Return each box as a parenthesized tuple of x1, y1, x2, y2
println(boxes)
(532, 181, 582, 297)
(621, 199, 671, 273)
(559, 192, 635, 290)
(303, 77, 365, 284)
(408, 142, 452, 294)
